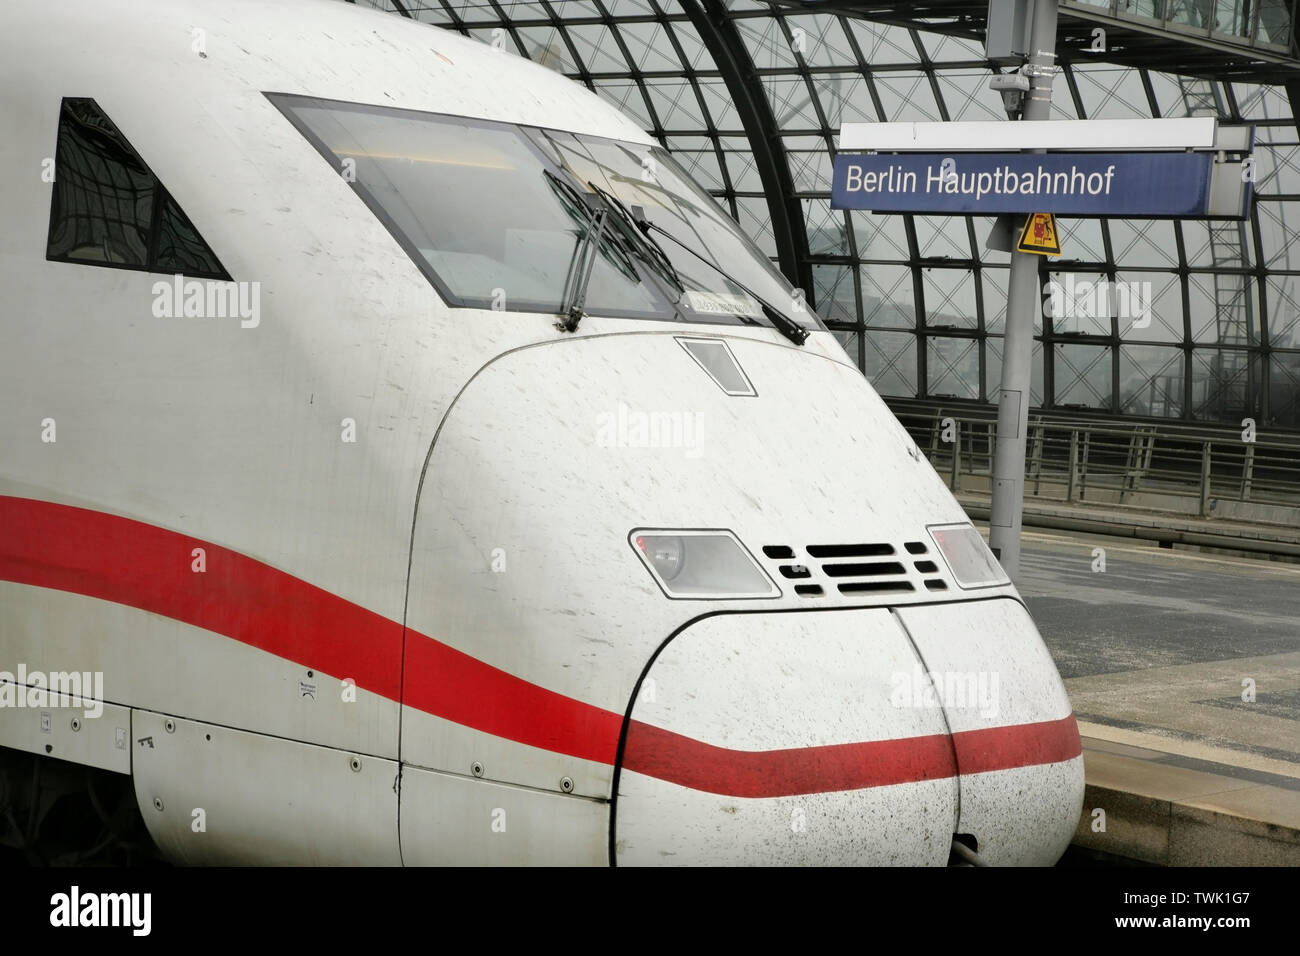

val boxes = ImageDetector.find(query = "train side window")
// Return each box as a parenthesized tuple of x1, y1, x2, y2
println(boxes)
(46, 98, 229, 279)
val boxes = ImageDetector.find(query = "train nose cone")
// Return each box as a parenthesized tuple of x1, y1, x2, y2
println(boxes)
(612, 601, 1082, 866)
(613, 608, 962, 865)
(894, 598, 1084, 865)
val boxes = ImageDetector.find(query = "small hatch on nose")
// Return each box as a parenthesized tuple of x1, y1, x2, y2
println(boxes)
(676, 337, 757, 396)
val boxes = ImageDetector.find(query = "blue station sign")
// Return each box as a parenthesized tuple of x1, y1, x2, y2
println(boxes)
(831, 151, 1216, 216)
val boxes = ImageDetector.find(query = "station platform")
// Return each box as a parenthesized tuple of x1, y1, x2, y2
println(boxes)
(962, 492, 1300, 559)
(1071, 723, 1300, 865)
(1005, 525, 1300, 865)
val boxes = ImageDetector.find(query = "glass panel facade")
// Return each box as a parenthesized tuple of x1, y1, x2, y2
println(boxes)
(927, 336, 981, 400)
(1120, 345, 1186, 417)
(1055, 343, 1114, 410)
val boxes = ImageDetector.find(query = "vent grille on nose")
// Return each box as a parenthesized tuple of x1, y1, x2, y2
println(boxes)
(837, 580, 916, 594)
(760, 540, 951, 598)
(806, 543, 894, 558)
(808, 543, 908, 593)
(822, 561, 906, 577)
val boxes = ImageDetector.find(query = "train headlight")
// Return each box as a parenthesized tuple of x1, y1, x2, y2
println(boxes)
(644, 535, 685, 582)
(631, 530, 778, 599)
(928, 523, 1010, 589)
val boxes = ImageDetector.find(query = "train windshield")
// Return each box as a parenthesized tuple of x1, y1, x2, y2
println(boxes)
(270, 95, 822, 331)
(527, 130, 812, 327)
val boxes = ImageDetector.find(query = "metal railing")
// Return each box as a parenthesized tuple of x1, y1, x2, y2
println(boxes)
(891, 406, 1300, 520)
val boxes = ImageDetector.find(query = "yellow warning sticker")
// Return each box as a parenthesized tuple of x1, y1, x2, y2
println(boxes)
(1017, 213, 1060, 256)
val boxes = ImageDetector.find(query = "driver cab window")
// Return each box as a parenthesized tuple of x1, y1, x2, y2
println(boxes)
(46, 98, 228, 279)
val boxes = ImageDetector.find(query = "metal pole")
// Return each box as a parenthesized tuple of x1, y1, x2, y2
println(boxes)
(987, 0, 1059, 579)
(1081, 429, 1090, 500)
(1200, 441, 1212, 516)
(1242, 442, 1254, 501)
(1030, 421, 1043, 495)
(950, 420, 962, 492)
(1066, 428, 1078, 502)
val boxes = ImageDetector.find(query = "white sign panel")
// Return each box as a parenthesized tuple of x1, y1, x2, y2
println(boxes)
(840, 118, 1218, 152)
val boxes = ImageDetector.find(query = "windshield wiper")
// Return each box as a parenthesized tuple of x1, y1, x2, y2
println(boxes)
(545, 169, 613, 333)
(546, 171, 796, 343)
(586, 182, 686, 301)
(635, 218, 810, 346)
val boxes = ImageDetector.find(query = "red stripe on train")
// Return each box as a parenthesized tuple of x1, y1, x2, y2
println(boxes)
(621, 713, 1080, 797)
(0, 495, 1080, 796)
(401, 632, 624, 765)
(0, 495, 404, 698)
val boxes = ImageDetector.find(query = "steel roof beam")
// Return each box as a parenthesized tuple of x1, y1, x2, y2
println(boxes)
(679, 0, 813, 300)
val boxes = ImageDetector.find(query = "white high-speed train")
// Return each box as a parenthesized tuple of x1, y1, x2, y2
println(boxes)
(0, 0, 1083, 865)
